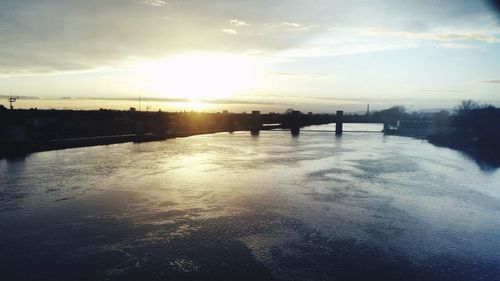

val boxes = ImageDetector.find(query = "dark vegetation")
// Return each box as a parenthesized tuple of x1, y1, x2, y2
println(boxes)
(427, 100, 500, 167)
(367, 100, 500, 167)
(357, 100, 500, 167)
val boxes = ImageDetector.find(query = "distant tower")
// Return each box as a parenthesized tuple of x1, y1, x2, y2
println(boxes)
(366, 104, 370, 116)
(8, 96, 19, 110)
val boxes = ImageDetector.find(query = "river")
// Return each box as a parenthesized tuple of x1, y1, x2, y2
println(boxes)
(1, 124, 499, 281)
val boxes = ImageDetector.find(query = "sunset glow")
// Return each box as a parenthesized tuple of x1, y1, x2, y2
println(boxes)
(135, 53, 257, 101)
(173, 100, 210, 111)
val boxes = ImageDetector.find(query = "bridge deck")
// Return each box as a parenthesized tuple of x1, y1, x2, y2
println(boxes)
(270, 129, 382, 133)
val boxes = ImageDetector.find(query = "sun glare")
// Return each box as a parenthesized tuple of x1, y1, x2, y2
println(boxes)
(136, 53, 256, 101)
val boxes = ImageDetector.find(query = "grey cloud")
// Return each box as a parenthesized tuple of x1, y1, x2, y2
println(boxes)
(0, 95, 41, 100)
(480, 80, 500, 83)
(437, 33, 500, 43)
(364, 28, 500, 43)
(0, 0, 329, 74)
(2, 95, 281, 106)
(0, 0, 498, 74)
(417, 89, 465, 93)
(136, 0, 167, 7)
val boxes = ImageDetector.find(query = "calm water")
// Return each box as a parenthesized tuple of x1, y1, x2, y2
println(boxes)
(1, 124, 500, 281)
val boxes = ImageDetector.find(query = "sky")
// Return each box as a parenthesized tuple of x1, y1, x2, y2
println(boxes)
(0, 0, 500, 113)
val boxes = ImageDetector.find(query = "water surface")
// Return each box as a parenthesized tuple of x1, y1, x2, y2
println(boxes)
(1, 124, 500, 280)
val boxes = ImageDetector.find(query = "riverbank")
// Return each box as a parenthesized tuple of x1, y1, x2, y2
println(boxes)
(427, 105, 500, 168)
(428, 129, 500, 168)
(0, 128, 252, 158)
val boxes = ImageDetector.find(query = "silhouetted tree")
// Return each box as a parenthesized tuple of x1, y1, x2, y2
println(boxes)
(432, 110, 450, 127)
(454, 99, 480, 114)
(371, 105, 407, 123)
(429, 100, 500, 166)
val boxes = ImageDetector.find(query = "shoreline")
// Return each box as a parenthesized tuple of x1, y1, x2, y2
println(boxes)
(0, 128, 249, 159)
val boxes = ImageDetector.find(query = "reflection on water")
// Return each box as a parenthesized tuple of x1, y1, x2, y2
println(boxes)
(1, 124, 500, 281)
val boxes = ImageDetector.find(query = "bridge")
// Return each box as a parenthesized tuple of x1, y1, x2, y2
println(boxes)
(253, 110, 382, 136)
(1, 108, 412, 158)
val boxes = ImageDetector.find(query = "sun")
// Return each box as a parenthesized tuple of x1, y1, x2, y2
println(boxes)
(137, 53, 256, 101)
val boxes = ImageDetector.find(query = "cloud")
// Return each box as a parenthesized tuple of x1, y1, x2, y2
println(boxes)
(282, 22, 301, 28)
(417, 89, 465, 93)
(437, 43, 475, 49)
(277, 41, 417, 59)
(136, 0, 167, 7)
(364, 28, 500, 43)
(0, 95, 281, 106)
(0, 0, 332, 75)
(0, 0, 499, 75)
(0, 95, 40, 100)
(281, 22, 317, 31)
(479, 80, 500, 83)
(229, 19, 249, 26)
(221, 28, 237, 35)
(436, 33, 500, 43)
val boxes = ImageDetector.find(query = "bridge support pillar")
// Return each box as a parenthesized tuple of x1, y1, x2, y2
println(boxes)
(250, 110, 261, 135)
(291, 110, 300, 136)
(335, 110, 343, 135)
